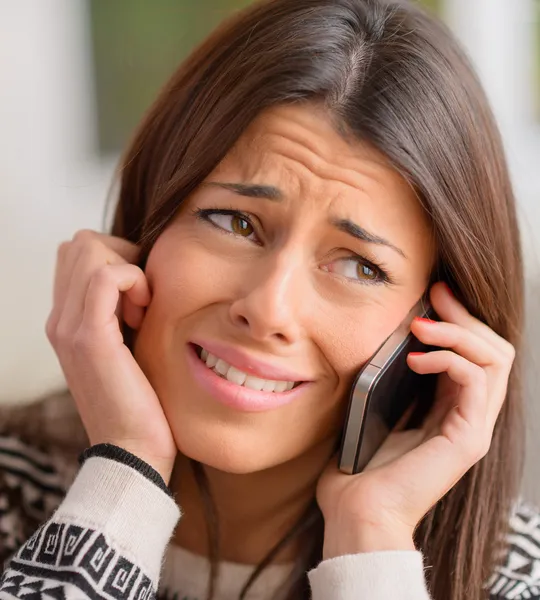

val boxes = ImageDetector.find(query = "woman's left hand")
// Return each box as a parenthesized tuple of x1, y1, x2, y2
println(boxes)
(316, 281, 516, 559)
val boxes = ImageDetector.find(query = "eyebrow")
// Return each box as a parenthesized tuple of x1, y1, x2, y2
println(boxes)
(205, 181, 283, 200)
(331, 218, 407, 259)
(204, 181, 407, 259)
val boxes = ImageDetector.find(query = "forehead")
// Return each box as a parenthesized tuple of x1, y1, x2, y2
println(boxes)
(216, 104, 396, 189)
(208, 104, 433, 258)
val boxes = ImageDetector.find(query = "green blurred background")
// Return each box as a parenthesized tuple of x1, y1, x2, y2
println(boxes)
(89, 0, 540, 154)
(89, 0, 441, 153)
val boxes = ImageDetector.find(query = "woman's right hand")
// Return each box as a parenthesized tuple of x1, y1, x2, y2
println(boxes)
(46, 230, 177, 484)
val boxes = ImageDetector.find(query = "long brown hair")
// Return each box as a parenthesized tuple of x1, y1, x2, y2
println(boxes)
(107, 0, 525, 598)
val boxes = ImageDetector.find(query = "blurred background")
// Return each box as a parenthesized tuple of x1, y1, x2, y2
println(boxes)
(0, 0, 539, 499)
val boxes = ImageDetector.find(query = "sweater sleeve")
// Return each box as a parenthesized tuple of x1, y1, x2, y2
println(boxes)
(0, 445, 181, 600)
(307, 551, 432, 599)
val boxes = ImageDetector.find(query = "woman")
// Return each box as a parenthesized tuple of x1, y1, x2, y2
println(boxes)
(0, 0, 537, 599)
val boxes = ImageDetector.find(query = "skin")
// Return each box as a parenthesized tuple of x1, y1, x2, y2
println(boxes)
(46, 102, 515, 570)
(135, 103, 434, 561)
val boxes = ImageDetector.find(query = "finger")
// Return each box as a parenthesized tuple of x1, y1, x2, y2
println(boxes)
(121, 294, 146, 331)
(83, 264, 150, 330)
(48, 241, 79, 335)
(407, 350, 488, 429)
(56, 231, 139, 316)
(371, 432, 488, 523)
(419, 374, 458, 436)
(61, 231, 138, 312)
(73, 230, 140, 264)
(52, 242, 73, 307)
(58, 246, 128, 336)
(410, 318, 503, 368)
(411, 312, 513, 427)
(430, 282, 514, 360)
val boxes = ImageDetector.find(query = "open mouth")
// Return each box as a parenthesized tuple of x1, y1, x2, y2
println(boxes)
(193, 344, 303, 393)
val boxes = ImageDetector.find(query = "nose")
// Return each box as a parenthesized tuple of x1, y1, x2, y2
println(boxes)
(229, 252, 304, 346)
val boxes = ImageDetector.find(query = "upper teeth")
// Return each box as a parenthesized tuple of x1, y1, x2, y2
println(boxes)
(200, 348, 296, 392)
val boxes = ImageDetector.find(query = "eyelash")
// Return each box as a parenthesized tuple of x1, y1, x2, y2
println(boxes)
(192, 207, 261, 242)
(192, 207, 395, 286)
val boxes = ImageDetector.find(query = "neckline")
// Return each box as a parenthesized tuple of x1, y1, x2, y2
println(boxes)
(165, 542, 295, 576)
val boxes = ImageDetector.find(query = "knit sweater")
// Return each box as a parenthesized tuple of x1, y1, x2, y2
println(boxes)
(0, 395, 539, 600)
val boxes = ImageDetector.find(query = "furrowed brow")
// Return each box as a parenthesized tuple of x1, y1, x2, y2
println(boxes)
(204, 182, 283, 201)
(204, 182, 407, 258)
(332, 218, 407, 259)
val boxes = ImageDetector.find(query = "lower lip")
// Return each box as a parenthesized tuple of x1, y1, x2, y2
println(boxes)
(186, 344, 309, 413)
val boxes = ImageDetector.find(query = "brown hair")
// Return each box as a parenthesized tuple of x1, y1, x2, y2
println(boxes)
(107, 0, 525, 598)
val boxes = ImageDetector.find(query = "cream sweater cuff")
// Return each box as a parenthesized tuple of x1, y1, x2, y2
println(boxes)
(308, 551, 432, 599)
(52, 456, 181, 584)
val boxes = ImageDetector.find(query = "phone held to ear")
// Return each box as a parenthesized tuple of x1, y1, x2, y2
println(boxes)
(338, 298, 439, 475)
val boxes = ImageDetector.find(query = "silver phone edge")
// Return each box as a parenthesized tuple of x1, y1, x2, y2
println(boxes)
(338, 297, 433, 475)
(339, 363, 380, 474)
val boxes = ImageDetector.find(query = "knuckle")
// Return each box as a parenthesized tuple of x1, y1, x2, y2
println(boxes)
(500, 340, 516, 363)
(80, 238, 107, 262)
(72, 327, 98, 354)
(455, 326, 468, 346)
(56, 241, 71, 257)
(45, 315, 58, 343)
(472, 435, 492, 461)
(469, 362, 487, 385)
(480, 436, 492, 458)
(442, 349, 457, 365)
(91, 264, 116, 287)
(461, 436, 486, 463)
(72, 229, 97, 244)
(54, 323, 74, 348)
(473, 431, 492, 461)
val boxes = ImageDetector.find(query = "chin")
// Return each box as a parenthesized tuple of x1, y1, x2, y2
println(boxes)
(169, 412, 309, 474)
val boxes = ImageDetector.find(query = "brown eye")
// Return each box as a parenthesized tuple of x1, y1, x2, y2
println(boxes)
(201, 210, 258, 241)
(231, 215, 254, 237)
(357, 263, 377, 280)
(322, 256, 388, 285)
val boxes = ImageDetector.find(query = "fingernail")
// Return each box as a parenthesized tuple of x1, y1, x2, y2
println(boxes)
(442, 282, 454, 297)
(408, 352, 426, 357)
(414, 316, 435, 324)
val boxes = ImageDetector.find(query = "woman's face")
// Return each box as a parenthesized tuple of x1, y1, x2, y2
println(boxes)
(136, 104, 434, 474)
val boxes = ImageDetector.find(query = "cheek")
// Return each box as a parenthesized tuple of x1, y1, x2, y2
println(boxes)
(317, 300, 405, 378)
(133, 228, 424, 473)
(143, 234, 233, 322)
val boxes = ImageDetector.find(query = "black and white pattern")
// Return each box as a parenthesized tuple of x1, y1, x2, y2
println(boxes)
(0, 436, 68, 566)
(1, 433, 540, 600)
(1, 521, 155, 600)
(487, 502, 540, 599)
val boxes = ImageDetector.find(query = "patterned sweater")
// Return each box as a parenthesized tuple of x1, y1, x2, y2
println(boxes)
(0, 393, 539, 600)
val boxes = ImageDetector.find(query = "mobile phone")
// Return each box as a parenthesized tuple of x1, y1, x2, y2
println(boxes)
(338, 297, 438, 475)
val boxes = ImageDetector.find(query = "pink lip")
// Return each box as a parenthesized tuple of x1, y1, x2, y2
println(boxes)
(186, 344, 311, 413)
(190, 338, 312, 382)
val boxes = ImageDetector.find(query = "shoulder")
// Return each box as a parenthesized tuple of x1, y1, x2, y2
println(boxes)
(0, 390, 87, 453)
(488, 499, 540, 599)
(0, 392, 85, 567)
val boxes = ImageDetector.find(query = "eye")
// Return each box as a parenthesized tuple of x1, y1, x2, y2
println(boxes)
(356, 262, 378, 281)
(324, 256, 385, 284)
(232, 215, 254, 237)
(194, 209, 258, 241)
(213, 213, 254, 237)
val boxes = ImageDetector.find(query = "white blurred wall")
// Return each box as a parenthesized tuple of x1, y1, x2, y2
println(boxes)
(0, 1, 115, 400)
(0, 0, 539, 499)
